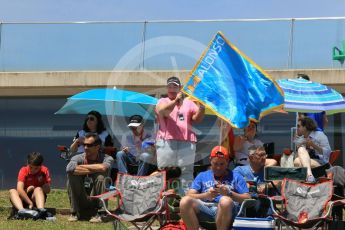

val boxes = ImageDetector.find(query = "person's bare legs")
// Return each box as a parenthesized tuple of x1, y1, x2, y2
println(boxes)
(9, 189, 24, 210)
(180, 196, 200, 230)
(31, 187, 45, 209)
(310, 159, 321, 168)
(265, 159, 277, 167)
(216, 196, 234, 230)
(294, 147, 320, 176)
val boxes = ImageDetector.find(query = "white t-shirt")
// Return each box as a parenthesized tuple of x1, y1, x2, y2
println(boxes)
(235, 138, 263, 165)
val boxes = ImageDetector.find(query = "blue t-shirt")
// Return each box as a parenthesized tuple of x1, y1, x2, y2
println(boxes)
(233, 165, 265, 184)
(233, 165, 280, 196)
(305, 112, 325, 131)
(191, 169, 249, 203)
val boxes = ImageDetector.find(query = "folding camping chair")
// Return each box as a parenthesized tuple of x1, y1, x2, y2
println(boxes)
(91, 171, 171, 230)
(264, 166, 308, 195)
(269, 178, 345, 230)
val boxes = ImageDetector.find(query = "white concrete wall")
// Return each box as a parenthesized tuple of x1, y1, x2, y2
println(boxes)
(0, 69, 344, 96)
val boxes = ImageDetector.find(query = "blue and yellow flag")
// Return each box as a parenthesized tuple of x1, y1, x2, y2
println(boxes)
(182, 31, 284, 128)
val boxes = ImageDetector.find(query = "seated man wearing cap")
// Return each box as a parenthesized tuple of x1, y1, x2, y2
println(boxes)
(116, 115, 155, 176)
(155, 76, 205, 194)
(180, 146, 250, 230)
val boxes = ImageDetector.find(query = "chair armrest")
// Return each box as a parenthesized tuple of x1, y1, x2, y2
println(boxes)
(90, 190, 120, 216)
(333, 46, 342, 55)
(90, 189, 119, 201)
(269, 195, 284, 202)
(323, 199, 345, 218)
(162, 190, 181, 201)
(331, 199, 345, 207)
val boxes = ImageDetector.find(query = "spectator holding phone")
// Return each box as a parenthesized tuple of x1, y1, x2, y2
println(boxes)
(180, 146, 250, 230)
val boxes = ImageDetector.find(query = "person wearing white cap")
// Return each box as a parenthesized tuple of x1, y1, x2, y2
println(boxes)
(116, 115, 154, 176)
(155, 76, 205, 194)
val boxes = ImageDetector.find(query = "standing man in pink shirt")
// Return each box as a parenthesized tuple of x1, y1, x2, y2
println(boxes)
(156, 76, 205, 194)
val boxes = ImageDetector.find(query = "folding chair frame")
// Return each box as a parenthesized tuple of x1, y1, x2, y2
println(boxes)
(91, 172, 176, 230)
(267, 179, 345, 230)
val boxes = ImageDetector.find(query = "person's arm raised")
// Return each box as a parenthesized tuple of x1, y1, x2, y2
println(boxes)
(233, 135, 247, 152)
(192, 103, 205, 123)
(156, 93, 183, 117)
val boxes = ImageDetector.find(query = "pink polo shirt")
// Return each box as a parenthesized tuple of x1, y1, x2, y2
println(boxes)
(156, 97, 199, 143)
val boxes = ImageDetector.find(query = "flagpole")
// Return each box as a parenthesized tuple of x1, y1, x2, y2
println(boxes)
(219, 119, 223, 146)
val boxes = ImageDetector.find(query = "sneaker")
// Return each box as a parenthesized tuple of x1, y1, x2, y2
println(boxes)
(89, 214, 102, 223)
(306, 175, 316, 183)
(68, 214, 78, 222)
(17, 209, 40, 220)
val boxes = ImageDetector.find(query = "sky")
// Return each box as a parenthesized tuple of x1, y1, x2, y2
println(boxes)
(0, 0, 345, 22)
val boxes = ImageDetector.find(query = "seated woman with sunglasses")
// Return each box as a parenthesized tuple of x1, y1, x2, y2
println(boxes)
(70, 110, 114, 154)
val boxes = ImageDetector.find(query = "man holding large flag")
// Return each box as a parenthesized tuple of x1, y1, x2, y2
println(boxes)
(155, 76, 205, 194)
(182, 31, 284, 129)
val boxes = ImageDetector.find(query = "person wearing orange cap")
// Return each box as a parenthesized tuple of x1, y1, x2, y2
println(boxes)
(180, 146, 250, 230)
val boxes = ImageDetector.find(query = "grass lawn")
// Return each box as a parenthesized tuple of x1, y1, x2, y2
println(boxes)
(0, 189, 113, 230)
(1, 189, 343, 229)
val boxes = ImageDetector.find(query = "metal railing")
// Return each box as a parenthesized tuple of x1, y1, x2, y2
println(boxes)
(0, 17, 345, 71)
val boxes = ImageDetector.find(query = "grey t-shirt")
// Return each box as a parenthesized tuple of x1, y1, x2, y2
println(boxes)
(66, 152, 114, 173)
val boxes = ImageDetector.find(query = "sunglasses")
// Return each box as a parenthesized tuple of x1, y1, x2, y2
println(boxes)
(87, 116, 96, 121)
(84, 142, 98, 148)
(253, 152, 267, 158)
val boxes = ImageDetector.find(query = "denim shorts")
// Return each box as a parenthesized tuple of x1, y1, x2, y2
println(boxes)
(196, 199, 238, 222)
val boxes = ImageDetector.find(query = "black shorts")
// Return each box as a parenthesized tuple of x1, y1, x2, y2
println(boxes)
(307, 149, 319, 159)
(10, 190, 47, 209)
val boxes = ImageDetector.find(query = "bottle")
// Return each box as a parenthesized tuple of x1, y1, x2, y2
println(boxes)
(46, 216, 57, 222)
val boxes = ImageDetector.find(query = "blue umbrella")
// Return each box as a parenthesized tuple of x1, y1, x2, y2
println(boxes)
(55, 88, 157, 120)
(276, 78, 345, 115)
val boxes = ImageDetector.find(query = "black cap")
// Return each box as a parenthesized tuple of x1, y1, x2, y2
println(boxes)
(297, 73, 310, 81)
(167, 76, 181, 86)
(128, 115, 143, 127)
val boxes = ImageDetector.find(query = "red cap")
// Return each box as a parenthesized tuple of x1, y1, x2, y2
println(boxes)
(210, 146, 229, 160)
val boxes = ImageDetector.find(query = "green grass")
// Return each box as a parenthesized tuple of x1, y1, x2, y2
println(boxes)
(0, 189, 113, 230)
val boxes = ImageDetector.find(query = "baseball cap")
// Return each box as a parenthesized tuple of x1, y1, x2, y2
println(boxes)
(128, 115, 143, 127)
(210, 146, 229, 160)
(167, 76, 181, 86)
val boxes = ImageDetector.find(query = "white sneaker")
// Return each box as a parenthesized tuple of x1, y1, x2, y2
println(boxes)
(306, 175, 316, 183)
(68, 214, 78, 222)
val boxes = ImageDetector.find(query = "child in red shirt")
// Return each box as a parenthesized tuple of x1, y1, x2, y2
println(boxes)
(9, 152, 51, 213)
